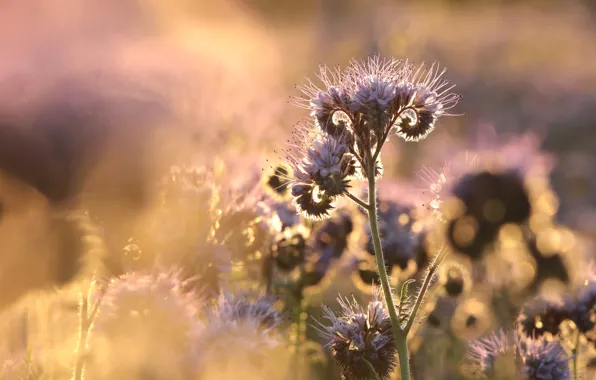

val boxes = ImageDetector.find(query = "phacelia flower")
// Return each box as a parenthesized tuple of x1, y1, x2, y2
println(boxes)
(211, 291, 282, 331)
(390, 63, 460, 142)
(264, 164, 291, 197)
(364, 200, 428, 273)
(286, 55, 459, 219)
(517, 296, 569, 338)
(438, 262, 471, 297)
(297, 56, 460, 147)
(272, 229, 308, 272)
(469, 330, 571, 380)
(286, 122, 357, 219)
(313, 287, 397, 380)
(88, 270, 199, 379)
(193, 291, 285, 377)
(419, 132, 553, 261)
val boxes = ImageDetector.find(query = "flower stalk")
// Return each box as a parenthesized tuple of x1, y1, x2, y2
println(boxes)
(73, 280, 105, 380)
(289, 56, 460, 379)
(365, 153, 410, 375)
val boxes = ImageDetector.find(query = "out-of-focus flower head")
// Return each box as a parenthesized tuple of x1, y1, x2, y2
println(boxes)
(0, 350, 43, 380)
(193, 290, 287, 378)
(468, 329, 571, 379)
(451, 297, 493, 341)
(88, 269, 200, 379)
(517, 296, 569, 338)
(569, 262, 596, 342)
(298, 211, 355, 292)
(263, 164, 292, 199)
(517, 260, 596, 347)
(313, 286, 397, 380)
(419, 132, 555, 261)
(132, 164, 222, 274)
(363, 199, 428, 275)
(271, 226, 309, 273)
(438, 261, 471, 298)
(211, 291, 282, 331)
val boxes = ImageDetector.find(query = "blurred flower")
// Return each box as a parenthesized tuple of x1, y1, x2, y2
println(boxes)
(272, 228, 308, 273)
(451, 298, 493, 341)
(211, 291, 282, 331)
(299, 212, 354, 292)
(264, 164, 291, 198)
(517, 296, 569, 338)
(0, 350, 43, 380)
(438, 262, 471, 298)
(313, 287, 397, 380)
(193, 291, 286, 378)
(88, 270, 199, 379)
(468, 330, 522, 379)
(363, 200, 428, 274)
(468, 329, 571, 379)
(419, 132, 554, 261)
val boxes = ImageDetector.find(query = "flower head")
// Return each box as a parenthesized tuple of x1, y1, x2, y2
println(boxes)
(517, 296, 569, 338)
(521, 337, 571, 380)
(89, 270, 200, 379)
(438, 262, 471, 297)
(211, 291, 282, 331)
(193, 291, 286, 377)
(296, 56, 460, 144)
(363, 200, 428, 273)
(390, 63, 460, 142)
(418, 132, 553, 261)
(286, 121, 357, 219)
(313, 287, 397, 380)
(468, 330, 521, 378)
(469, 330, 571, 379)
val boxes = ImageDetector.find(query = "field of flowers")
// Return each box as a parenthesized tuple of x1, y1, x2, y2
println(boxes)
(0, 0, 595, 379)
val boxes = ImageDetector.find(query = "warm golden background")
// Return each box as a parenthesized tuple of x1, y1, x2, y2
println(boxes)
(0, 0, 595, 378)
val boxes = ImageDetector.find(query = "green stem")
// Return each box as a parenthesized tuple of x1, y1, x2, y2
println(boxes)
(396, 336, 411, 380)
(404, 247, 448, 334)
(345, 191, 370, 209)
(363, 359, 382, 380)
(365, 156, 410, 380)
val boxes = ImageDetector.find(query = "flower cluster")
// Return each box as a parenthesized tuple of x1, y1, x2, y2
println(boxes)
(289, 56, 460, 219)
(314, 287, 397, 380)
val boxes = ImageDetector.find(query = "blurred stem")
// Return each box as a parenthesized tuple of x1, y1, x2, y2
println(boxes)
(291, 286, 305, 380)
(264, 250, 275, 296)
(365, 154, 410, 380)
(573, 329, 580, 380)
(73, 280, 105, 380)
(364, 359, 382, 380)
(72, 292, 89, 380)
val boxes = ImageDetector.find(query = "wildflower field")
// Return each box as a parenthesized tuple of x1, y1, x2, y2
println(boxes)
(0, 0, 595, 379)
